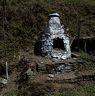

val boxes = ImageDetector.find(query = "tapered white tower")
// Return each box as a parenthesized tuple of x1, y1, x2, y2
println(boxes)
(41, 13, 71, 60)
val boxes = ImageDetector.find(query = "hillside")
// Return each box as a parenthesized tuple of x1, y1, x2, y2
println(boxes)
(0, 0, 95, 96)
(0, 0, 95, 61)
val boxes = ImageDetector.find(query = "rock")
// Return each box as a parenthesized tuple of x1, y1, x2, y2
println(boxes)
(0, 78, 7, 85)
(26, 68, 34, 78)
(48, 74, 54, 78)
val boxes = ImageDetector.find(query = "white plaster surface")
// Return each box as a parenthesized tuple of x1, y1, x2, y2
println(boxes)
(41, 13, 71, 60)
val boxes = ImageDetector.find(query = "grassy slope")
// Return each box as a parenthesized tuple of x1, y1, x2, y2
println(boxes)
(55, 84, 95, 96)
(0, 1, 95, 96)
(3, 83, 95, 96)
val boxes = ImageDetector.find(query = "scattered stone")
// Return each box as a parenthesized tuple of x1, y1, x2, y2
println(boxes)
(48, 74, 54, 78)
(26, 68, 35, 79)
(0, 78, 7, 85)
(73, 58, 77, 60)
(77, 60, 85, 64)
(71, 53, 80, 58)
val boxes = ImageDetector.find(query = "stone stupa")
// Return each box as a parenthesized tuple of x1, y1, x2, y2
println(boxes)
(40, 13, 71, 60)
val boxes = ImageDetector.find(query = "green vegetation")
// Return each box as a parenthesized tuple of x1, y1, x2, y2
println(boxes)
(3, 90, 17, 96)
(51, 83, 95, 96)
(3, 82, 95, 96)
(0, 0, 95, 96)
(79, 51, 95, 70)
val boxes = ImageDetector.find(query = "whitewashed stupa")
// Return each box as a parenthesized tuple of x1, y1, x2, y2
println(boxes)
(40, 13, 71, 60)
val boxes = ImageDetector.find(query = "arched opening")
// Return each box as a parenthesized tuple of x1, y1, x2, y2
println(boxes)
(53, 38, 65, 50)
